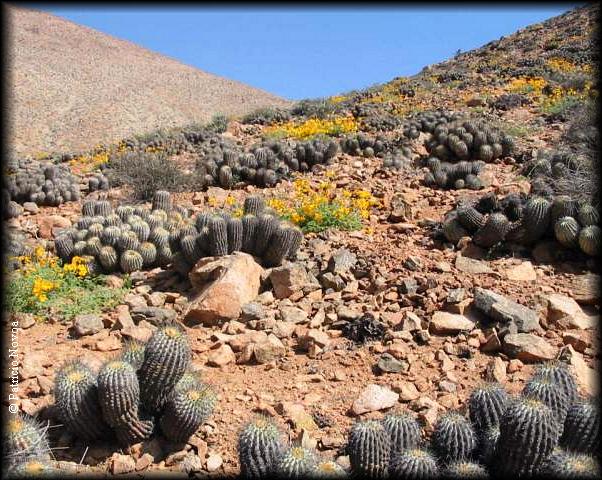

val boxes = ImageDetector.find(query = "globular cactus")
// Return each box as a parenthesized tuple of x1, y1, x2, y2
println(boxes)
(434, 169, 448, 188)
(156, 246, 175, 267)
(517, 196, 552, 245)
(88, 222, 104, 238)
(465, 175, 482, 190)
(550, 196, 578, 226)
(275, 446, 318, 480)
(116, 205, 134, 222)
(309, 460, 347, 478)
(457, 204, 486, 233)
(53, 360, 111, 441)
(97, 360, 153, 446)
(138, 322, 191, 415)
(119, 250, 143, 273)
(478, 145, 494, 162)
(381, 412, 422, 454)
(242, 214, 258, 254)
(388, 448, 439, 479)
(253, 214, 279, 257)
(577, 204, 599, 227)
(472, 212, 511, 248)
(578, 225, 601, 257)
(85, 237, 103, 258)
(101, 226, 121, 247)
(476, 192, 500, 214)
(152, 190, 172, 212)
(522, 375, 571, 426)
(445, 461, 489, 478)
(501, 193, 524, 222)
(493, 397, 561, 477)
(4, 457, 59, 478)
(560, 399, 599, 454)
(99, 245, 118, 272)
(227, 217, 243, 254)
(138, 242, 157, 267)
(431, 412, 477, 463)
(149, 227, 170, 250)
(180, 235, 202, 265)
(219, 165, 234, 188)
(208, 216, 228, 257)
(539, 449, 600, 479)
(478, 425, 500, 467)
(120, 339, 146, 371)
(131, 221, 150, 243)
(347, 420, 390, 479)
(104, 213, 121, 228)
(532, 361, 579, 407)
(117, 231, 140, 253)
(195, 212, 212, 232)
(3, 413, 49, 465)
(468, 382, 509, 435)
(454, 179, 465, 189)
(82, 200, 97, 217)
(263, 223, 303, 268)
(159, 382, 217, 443)
(94, 200, 112, 217)
(54, 235, 74, 261)
(238, 415, 286, 479)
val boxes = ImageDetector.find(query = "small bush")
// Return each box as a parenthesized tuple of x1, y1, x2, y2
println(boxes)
(291, 98, 345, 119)
(5, 247, 129, 321)
(107, 151, 200, 200)
(242, 106, 291, 125)
(266, 117, 358, 140)
(206, 113, 229, 133)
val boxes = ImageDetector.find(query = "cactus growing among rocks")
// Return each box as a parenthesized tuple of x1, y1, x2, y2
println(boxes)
(522, 376, 571, 427)
(445, 461, 489, 478)
(381, 412, 422, 454)
(560, 400, 600, 454)
(238, 416, 286, 479)
(347, 420, 390, 479)
(532, 361, 579, 407)
(468, 383, 509, 436)
(539, 449, 600, 478)
(431, 412, 477, 463)
(578, 225, 601, 256)
(388, 448, 439, 479)
(3, 413, 50, 466)
(275, 446, 318, 479)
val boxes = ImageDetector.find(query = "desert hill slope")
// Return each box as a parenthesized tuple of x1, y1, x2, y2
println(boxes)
(5, 4, 291, 156)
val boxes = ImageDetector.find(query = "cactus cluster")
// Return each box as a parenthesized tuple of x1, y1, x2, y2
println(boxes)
(381, 149, 414, 171)
(521, 149, 583, 183)
(401, 109, 463, 139)
(86, 171, 110, 192)
(339, 133, 392, 158)
(424, 119, 515, 162)
(442, 191, 600, 256)
(422, 157, 486, 190)
(3, 158, 81, 217)
(2, 412, 53, 474)
(53, 322, 215, 448)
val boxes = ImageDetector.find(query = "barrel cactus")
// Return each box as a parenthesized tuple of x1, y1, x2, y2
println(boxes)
(560, 399, 599, 454)
(275, 446, 318, 479)
(381, 412, 422, 454)
(347, 420, 390, 479)
(238, 415, 286, 479)
(388, 448, 439, 479)
(578, 225, 601, 256)
(431, 412, 477, 463)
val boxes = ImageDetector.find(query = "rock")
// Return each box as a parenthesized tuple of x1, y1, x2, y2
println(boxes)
(502, 333, 558, 362)
(393, 381, 420, 401)
(558, 345, 599, 396)
(279, 306, 308, 324)
(486, 357, 507, 383)
(507, 359, 523, 373)
(72, 314, 104, 337)
(105, 275, 124, 289)
(185, 253, 263, 326)
(123, 293, 148, 310)
(253, 334, 286, 364)
(481, 330, 502, 353)
(206, 454, 223, 472)
(532, 241, 557, 264)
(320, 272, 346, 291)
(455, 254, 494, 274)
(401, 311, 422, 331)
(446, 288, 466, 304)
(439, 380, 457, 393)
(403, 256, 423, 271)
(207, 344, 236, 367)
(38, 215, 71, 239)
(240, 302, 265, 322)
(130, 306, 176, 326)
(110, 453, 136, 475)
(430, 312, 475, 335)
(95, 335, 122, 352)
(399, 278, 418, 294)
(272, 321, 297, 339)
(19, 352, 45, 380)
(546, 293, 596, 330)
(120, 323, 155, 343)
(506, 261, 537, 281)
(377, 353, 407, 373)
(135, 453, 153, 471)
(277, 402, 318, 431)
(14, 313, 35, 329)
(567, 273, 600, 305)
(473, 288, 541, 333)
(269, 264, 318, 299)
(562, 331, 590, 353)
(23, 202, 39, 214)
(299, 330, 331, 350)
(351, 384, 399, 415)
(115, 305, 135, 330)
(389, 193, 413, 222)
(466, 96, 485, 106)
(328, 248, 357, 275)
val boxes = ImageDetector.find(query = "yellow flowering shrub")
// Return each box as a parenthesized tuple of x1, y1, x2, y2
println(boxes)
(267, 117, 358, 140)
(506, 76, 547, 95)
(267, 175, 380, 233)
(6, 248, 128, 321)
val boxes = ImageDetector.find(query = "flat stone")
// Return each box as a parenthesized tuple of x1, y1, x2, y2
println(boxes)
(276, 402, 318, 431)
(430, 312, 475, 335)
(23, 202, 39, 213)
(473, 288, 541, 333)
(110, 453, 136, 475)
(269, 263, 319, 299)
(377, 353, 407, 373)
(38, 215, 71, 239)
(240, 302, 265, 322)
(19, 352, 45, 380)
(393, 381, 420, 401)
(562, 331, 590, 353)
(401, 311, 422, 331)
(207, 344, 236, 367)
(115, 305, 135, 330)
(506, 261, 537, 281)
(130, 306, 176, 326)
(272, 321, 297, 339)
(206, 454, 223, 472)
(455, 254, 494, 274)
(351, 384, 399, 415)
(14, 313, 36, 329)
(558, 345, 599, 396)
(253, 334, 286, 364)
(320, 272, 346, 291)
(446, 288, 466, 304)
(73, 314, 104, 337)
(567, 273, 600, 305)
(328, 248, 357, 275)
(95, 335, 122, 352)
(546, 293, 597, 330)
(299, 329, 331, 350)
(486, 357, 507, 383)
(279, 306, 308, 324)
(502, 333, 558, 362)
(403, 256, 423, 271)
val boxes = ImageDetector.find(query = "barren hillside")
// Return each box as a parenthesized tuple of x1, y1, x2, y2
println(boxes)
(5, 4, 291, 156)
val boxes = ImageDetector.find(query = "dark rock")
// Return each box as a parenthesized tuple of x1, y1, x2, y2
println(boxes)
(130, 306, 176, 326)
(473, 288, 541, 333)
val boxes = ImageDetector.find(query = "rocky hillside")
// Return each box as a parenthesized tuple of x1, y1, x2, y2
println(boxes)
(5, 4, 290, 156)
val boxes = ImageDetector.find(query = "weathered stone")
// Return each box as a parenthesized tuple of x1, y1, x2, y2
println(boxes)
(446, 288, 466, 304)
(110, 453, 136, 475)
(207, 344, 236, 367)
(389, 193, 413, 222)
(206, 454, 223, 472)
(38, 215, 71, 239)
(567, 273, 600, 305)
(14, 313, 36, 329)
(19, 352, 45, 380)
(502, 333, 558, 362)
(279, 306, 308, 324)
(130, 306, 176, 326)
(73, 314, 104, 337)
(276, 402, 318, 431)
(546, 293, 597, 330)
(558, 345, 599, 396)
(562, 331, 590, 353)
(401, 311, 422, 331)
(253, 334, 286, 364)
(399, 278, 418, 294)
(393, 381, 420, 401)
(272, 321, 297, 339)
(485, 357, 507, 383)
(481, 330, 502, 353)
(269, 263, 318, 299)
(123, 293, 148, 309)
(185, 253, 263, 326)
(351, 384, 399, 415)
(473, 288, 541, 333)
(430, 312, 475, 335)
(95, 335, 122, 352)
(299, 329, 331, 350)
(240, 302, 265, 322)
(320, 272, 346, 291)
(328, 248, 357, 275)
(377, 353, 407, 373)
(455, 254, 494, 274)
(506, 261, 537, 281)
(403, 256, 423, 271)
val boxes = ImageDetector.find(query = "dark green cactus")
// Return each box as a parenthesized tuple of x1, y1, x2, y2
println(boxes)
(241, 215, 258, 254)
(476, 192, 500, 214)
(85, 237, 102, 257)
(104, 213, 121, 228)
(195, 212, 212, 232)
(478, 424, 499, 467)
(443, 213, 469, 245)
(120, 339, 146, 371)
(472, 212, 511, 248)
(4, 457, 59, 478)
(560, 399, 599, 454)
(309, 460, 347, 478)
(468, 382, 509, 435)
(532, 361, 579, 407)
(381, 412, 422, 454)
(522, 376, 570, 427)
(253, 214, 279, 257)
(156, 246, 175, 267)
(101, 226, 121, 247)
(263, 223, 302, 268)
(131, 221, 150, 242)
(457, 204, 486, 232)
(53, 360, 111, 441)
(275, 446, 318, 480)
(388, 448, 439, 479)
(445, 461, 489, 478)
(219, 165, 234, 188)
(454, 179, 466, 189)
(493, 397, 561, 477)
(517, 196, 552, 245)
(551, 196, 578, 226)
(502, 193, 524, 222)
(117, 231, 140, 253)
(97, 360, 153, 446)
(152, 190, 172, 212)
(180, 235, 201, 264)
(82, 200, 97, 217)
(138, 241, 157, 267)
(139, 322, 191, 415)
(227, 217, 243, 254)
(578, 225, 600, 257)
(347, 420, 390, 479)
(577, 204, 599, 227)
(54, 235, 74, 261)
(539, 448, 600, 479)
(434, 169, 448, 188)
(88, 222, 104, 238)
(208, 216, 228, 257)
(238, 415, 286, 479)
(94, 200, 112, 217)
(159, 382, 217, 443)
(431, 412, 477, 463)
(149, 227, 170, 250)
(478, 144, 494, 162)
(116, 205, 134, 222)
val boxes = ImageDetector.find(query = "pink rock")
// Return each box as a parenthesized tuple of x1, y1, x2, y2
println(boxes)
(430, 312, 475, 335)
(207, 344, 236, 367)
(351, 384, 399, 415)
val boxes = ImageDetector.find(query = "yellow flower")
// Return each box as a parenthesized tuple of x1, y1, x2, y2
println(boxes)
(32, 277, 57, 303)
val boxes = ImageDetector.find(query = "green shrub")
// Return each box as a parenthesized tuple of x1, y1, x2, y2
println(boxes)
(206, 113, 229, 133)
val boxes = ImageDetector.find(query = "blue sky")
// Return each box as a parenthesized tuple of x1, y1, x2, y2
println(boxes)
(31, 5, 578, 100)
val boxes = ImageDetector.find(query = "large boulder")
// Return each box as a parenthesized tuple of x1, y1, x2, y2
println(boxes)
(184, 253, 263, 327)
